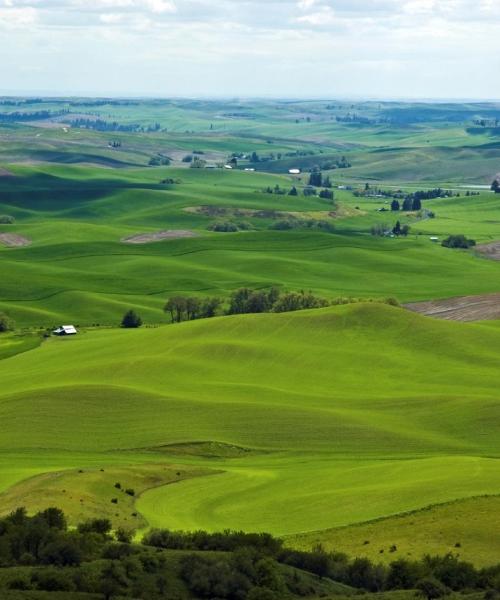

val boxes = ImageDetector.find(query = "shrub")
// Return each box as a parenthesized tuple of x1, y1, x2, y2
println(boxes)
(417, 577, 449, 599)
(0, 312, 14, 332)
(121, 309, 142, 328)
(0, 214, 15, 224)
(441, 234, 476, 249)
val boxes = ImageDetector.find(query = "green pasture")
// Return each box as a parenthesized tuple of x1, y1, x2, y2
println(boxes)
(1, 164, 500, 328)
(1, 304, 500, 560)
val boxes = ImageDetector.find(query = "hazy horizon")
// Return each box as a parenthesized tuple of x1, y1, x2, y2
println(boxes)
(0, 0, 499, 100)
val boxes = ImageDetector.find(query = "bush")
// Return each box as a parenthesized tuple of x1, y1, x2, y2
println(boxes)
(417, 577, 449, 599)
(441, 234, 476, 249)
(121, 309, 142, 328)
(0, 214, 15, 224)
(0, 312, 14, 332)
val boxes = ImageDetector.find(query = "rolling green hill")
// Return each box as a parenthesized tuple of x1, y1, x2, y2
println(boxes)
(1, 304, 500, 562)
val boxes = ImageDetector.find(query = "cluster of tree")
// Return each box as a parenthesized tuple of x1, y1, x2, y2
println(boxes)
(108, 140, 122, 148)
(7, 506, 500, 599)
(160, 177, 180, 184)
(0, 214, 15, 224)
(392, 220, 410, 236)
(190, 157, 207, 168)
(356, 186, 457, 204)
(473, 118, 500, 127)
(148, 155, 170, 166)
(144, 525, 500, 598)
(0, 98, 43, 106)
(335, 113, 377, 125)
(330, 296, 400, 307)
(441, 234, 476, 249)
(492, 177, 500, 193)
(269, 218, 335, 233)
(263, 184, 288, 195)
(0, 312, 14, 332)
(308, 171, 333, 187)
(164, 296, 223, 323)
(66, 118, 161, 133)
(227, 288, 329, 315)
(69, 99, 140, 107)
(0, 110, 68, 122)
(391, 198, 422, 211)
(371, 221, 410, 237)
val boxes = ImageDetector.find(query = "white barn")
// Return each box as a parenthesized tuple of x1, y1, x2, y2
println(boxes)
(53, 325, 77, 336)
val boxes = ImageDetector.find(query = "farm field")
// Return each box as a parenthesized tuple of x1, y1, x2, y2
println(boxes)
(2, 304, 500, 563)
(1, 97, 500, 575)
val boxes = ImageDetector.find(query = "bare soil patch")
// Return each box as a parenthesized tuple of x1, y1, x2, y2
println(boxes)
(0, 168, 14, 177)
(122, 230, 198, 244)
(0, 233, 31, 248)
(405, 294, 500, 322)
(476, 241, 500, 261)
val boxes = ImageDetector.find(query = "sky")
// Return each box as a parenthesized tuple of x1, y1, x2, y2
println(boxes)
(0, 0, 499, 99)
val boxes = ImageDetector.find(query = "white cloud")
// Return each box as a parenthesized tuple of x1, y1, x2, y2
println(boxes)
(0, 0, 499, 98)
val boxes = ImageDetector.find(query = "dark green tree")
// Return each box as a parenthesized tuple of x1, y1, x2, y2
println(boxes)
(121, 310, 142, 329)
(0, 312, 14, 332)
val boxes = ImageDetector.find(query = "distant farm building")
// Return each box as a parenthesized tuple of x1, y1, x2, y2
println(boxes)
(224, 164, 233, 170)
(289, 168, 301, 175)
(430, 236, 439, 242)
(53, 325, 77, 336)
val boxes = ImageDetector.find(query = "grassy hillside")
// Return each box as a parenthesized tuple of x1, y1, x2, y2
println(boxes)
(1, 163, 500, 328)
(1, 304, 500, 562)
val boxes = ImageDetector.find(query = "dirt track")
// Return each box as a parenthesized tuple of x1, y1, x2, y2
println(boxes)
(476, 241, 500, 261)
(0, 233, 31, 248)
(405, 294, 500, 321)
(122, 230, 197, 244)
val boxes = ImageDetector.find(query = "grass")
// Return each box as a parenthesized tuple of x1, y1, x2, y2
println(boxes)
(2, 98, 500, 568)
(1, 163, 500, 328)
(288, 496, 500, 567)
(1, 304, 500, 561)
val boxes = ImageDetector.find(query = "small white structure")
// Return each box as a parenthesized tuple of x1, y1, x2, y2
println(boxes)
(53, 325, 77, 336)
(224, 164, 233, 170)
(430, 236, 439, 242)
(288, 168, 301, 175)
(244, 167, 255, 172)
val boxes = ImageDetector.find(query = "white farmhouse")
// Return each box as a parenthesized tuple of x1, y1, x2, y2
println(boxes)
(53, 325, 77, 336)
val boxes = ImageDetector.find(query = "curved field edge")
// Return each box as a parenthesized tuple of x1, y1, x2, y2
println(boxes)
(0, 462, 220, 531)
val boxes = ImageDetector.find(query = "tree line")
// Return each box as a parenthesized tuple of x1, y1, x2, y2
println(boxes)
(162, 288, 330, 324)
(3, 506, 500, 599)
(121, 288, 401, 328)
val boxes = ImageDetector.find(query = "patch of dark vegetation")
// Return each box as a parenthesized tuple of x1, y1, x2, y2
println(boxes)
(442, 234, 476, 249)
(269, 218, 334, 233)
(0, 215, 15, 224)
(64, 118, 161, 133)
(0, 312, 15, 332)
(0, 110, 69, 122)
(208, 221, 252, 232)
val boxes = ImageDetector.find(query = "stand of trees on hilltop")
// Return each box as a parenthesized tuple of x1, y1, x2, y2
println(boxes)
(162, 287, 399, 325)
